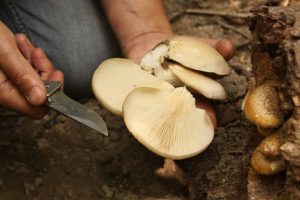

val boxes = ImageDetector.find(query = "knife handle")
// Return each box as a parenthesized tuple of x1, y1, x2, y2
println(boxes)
(44, 81, 62, 97)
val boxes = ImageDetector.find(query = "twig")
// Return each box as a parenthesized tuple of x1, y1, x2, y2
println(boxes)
(0, 141, 12, 146)
(0, 111, 20, 117)
(216, 19, 251, 40)
(185, 9, 250, 18)
(236, 40, 251, 50)
(91, 157, 103, 197)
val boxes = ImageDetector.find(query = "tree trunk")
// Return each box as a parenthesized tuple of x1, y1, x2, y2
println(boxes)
(248, 6, 300, 199)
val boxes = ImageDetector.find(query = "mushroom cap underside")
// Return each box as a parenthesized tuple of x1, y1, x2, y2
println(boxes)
(123, 87, 214, 159)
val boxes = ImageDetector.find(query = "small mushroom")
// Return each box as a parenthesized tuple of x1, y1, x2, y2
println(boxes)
(258, 133, 281, 157)
(251, 133, 286, 175)
(168, 63, 226, 100)
(140, 36, 231, 76)
(92, 58, 174, 116)
(122, 87, 214, 159)
(155, 158, 188, 186)
(243, 84, 283, 128)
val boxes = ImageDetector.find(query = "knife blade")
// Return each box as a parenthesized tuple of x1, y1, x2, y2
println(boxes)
(44, 81, 108, 136)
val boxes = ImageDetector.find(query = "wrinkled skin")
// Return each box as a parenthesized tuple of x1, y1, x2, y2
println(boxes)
(0, 22, 63, 119)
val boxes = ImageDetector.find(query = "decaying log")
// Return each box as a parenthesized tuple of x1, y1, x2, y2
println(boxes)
(248, 6, 300, 199)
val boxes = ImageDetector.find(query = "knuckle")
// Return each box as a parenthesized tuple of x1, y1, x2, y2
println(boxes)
(12, 69, 31, 86)
(0, 83, 16, 106)
(0, 71, 13, 93)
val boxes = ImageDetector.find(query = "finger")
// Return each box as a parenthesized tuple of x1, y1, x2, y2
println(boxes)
(215, 39, 235, 60)
(31, 48, 55, 80)
(0, 70, 47, 119)
(0, 22, 46, 106)
(200, 38, 235, 60)
(48, 70, 64, 84)
(0, 48, 47, 105)
(194, 95, 217, 128)
(48, 70, 65, 90)
(15, 34, 35, 62)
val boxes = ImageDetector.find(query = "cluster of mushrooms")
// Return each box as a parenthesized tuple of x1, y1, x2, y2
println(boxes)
(243, 83, 286, 175)
(92, 36, 230, 160)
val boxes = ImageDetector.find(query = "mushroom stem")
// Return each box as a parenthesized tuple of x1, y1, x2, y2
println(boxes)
(155, 158, 188, 186)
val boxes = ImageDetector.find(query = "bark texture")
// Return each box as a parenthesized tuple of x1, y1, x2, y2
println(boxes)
(248, 6, 300, 199)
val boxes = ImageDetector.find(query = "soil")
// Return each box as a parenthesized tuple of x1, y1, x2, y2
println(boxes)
(0, 1, 272, 200)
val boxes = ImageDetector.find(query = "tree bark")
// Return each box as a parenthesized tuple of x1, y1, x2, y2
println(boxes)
(248, 6, 300, 199)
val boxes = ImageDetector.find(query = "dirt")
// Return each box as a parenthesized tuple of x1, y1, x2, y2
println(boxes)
(0, 1, 273, 200)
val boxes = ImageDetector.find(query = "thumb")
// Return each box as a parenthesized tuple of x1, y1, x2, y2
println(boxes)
(0, 22, 46, 105)
(0, 54, 47, 105)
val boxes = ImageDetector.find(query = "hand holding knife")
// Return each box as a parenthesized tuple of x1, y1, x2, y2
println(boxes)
(44, 80, 108, 136)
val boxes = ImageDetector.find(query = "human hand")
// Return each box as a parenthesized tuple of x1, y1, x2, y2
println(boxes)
(0, 22, 63, 119)
(125, 34, 235, 127)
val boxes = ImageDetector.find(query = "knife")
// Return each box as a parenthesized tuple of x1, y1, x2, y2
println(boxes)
(44, 80, 108, 136)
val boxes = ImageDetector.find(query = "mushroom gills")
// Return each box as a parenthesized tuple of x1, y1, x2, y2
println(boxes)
(92, 58, 174, 116)
(123, 87, 214, 160)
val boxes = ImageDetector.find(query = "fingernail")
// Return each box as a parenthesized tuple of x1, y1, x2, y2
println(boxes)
(27, 86, 44, 105)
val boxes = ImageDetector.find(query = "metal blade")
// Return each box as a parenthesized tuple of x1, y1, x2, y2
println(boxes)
(46, 90, 108, 136)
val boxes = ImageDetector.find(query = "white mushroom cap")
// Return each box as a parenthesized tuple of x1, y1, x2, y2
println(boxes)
(92, 58, 174, 116)
(168, 63, 226, 100)
(139, 36, 230, 76)
(168, 36, 230, 75)
(123, 87, 214, 160)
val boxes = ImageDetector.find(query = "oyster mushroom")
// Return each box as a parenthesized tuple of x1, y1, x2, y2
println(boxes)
(168, 36, 230, 75)
(243, 84, 283, 128)
(140, 36, 231, 85)
(122, 87, 214, 159)
(92, 58, 174, 116)
(168, 63, 226, 100)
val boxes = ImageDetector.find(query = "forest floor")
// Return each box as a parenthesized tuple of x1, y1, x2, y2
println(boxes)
(0, 0, 284, 200)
